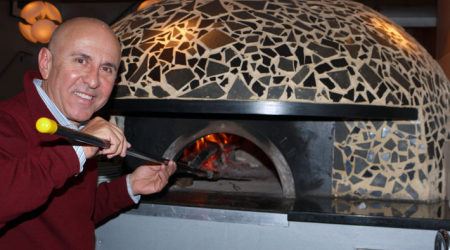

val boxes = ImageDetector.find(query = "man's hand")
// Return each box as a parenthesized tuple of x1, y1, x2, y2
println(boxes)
(80, 117, 130, 159)
(128, 161, 177, 196)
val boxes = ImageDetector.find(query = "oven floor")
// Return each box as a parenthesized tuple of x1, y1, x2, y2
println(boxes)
(141, 186, 295, 214)
(169, 178, 283, 197)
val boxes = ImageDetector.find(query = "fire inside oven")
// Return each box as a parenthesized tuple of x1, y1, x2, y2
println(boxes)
(171, 133, 283, 197)
(121, 116, 333, 200)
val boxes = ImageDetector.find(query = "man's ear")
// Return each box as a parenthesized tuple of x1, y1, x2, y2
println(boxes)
(38, 48, 52, 80)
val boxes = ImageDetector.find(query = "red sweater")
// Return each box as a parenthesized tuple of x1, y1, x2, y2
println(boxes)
(0, 71, 135, 249)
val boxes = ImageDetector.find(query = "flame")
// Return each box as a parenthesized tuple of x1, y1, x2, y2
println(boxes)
(182, 133, 236, 171)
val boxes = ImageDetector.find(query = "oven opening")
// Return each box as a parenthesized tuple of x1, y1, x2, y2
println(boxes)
(170, 133, 283, 197)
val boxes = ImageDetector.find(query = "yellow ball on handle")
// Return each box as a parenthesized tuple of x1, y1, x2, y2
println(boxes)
(36, 117, 58, 134)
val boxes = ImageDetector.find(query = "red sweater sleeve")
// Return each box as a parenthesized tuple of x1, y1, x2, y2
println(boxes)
(0, 112, 80, 227)
(92, 175, 136, 224)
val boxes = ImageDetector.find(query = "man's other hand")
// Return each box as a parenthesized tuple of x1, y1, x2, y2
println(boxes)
(128, 160, 177, 196)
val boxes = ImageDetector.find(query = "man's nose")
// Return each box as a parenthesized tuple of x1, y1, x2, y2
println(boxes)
(83, 68, 100, 88)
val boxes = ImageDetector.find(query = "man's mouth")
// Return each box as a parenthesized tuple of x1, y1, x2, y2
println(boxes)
(74, 92, 93, 100)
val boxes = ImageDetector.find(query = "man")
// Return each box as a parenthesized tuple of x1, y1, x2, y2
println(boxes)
(0, 17, 176, 249)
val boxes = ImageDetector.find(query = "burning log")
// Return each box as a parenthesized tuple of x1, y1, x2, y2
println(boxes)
(187, 144, 219, 169)
(181, 133, 275, 181)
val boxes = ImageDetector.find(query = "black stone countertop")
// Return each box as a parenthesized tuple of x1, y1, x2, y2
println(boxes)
(141, 190, 450, 230)
(288, 197, 450, 230)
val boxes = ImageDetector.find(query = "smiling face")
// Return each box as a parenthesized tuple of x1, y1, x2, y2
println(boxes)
(39, 18, 121, 126)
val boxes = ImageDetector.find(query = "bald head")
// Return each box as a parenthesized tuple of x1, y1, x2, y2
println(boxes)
(48, 17, 121, 60)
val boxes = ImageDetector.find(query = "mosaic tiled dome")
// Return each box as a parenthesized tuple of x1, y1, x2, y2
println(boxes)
(111, 0, 450, 202)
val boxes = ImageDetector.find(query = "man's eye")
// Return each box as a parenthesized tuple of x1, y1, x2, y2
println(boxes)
(102, 67, 112, 73)
(76, 58, 86, 64)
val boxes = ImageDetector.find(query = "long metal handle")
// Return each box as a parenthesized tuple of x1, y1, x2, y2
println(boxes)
(36, 117, 218, 179)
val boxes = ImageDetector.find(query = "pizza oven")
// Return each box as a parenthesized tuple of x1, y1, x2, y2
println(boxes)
(102, 0, 450, 207)
(94, 1, 450, 249)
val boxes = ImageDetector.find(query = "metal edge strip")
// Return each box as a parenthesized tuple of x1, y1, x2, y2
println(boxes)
(126, 203, 289, 227)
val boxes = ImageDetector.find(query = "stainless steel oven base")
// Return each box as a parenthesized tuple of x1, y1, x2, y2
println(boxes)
(95, 203, 436, 250)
